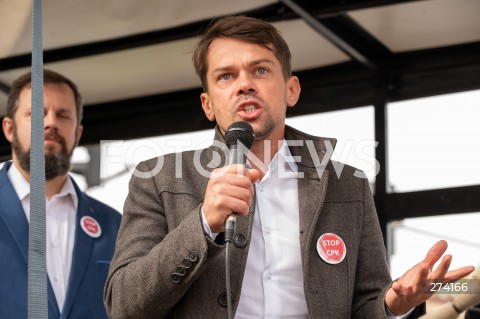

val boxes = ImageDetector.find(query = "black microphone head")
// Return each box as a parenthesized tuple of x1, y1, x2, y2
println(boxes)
(225, 121, 255, 150)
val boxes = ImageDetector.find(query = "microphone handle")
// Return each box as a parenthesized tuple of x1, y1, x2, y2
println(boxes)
(225, 215, 237, 243)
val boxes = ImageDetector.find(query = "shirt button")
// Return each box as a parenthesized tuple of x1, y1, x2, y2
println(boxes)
(218, 292, 235, 308)
(266, 273, 272, 280)
(54, 277, 59, 282)
(258, 185, 264, 192)
(265, 227, 271, 234)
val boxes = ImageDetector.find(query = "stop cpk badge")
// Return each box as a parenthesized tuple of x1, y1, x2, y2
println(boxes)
(80, 216, 102, 238)
(317, 233, 346, 264)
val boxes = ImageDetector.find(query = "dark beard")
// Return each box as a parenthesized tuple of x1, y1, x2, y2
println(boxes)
(12, 129, 73, 180)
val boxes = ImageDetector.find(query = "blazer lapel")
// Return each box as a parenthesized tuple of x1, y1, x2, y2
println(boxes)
(0, 163, 61, 316)
(283, 128, 334, 262)
(230, 191, 256, 307)
(61, 183, 95, 317)
(298, 167, 329, 263)
(0, 162, 30, 264)
(48, 280, 61, 318)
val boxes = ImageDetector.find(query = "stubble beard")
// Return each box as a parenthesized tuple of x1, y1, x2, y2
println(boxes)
(250, 116, 276, 141)
(231, 93, 282, 141)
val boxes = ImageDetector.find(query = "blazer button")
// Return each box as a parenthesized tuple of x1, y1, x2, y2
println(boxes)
(176, 266, 187, 276)
(182, 258, 193, 269)
(171, 273, 181, 284)
(189, 251, 199, 262)
(233, 234, 246, 248)
(218, 292, 234, 308)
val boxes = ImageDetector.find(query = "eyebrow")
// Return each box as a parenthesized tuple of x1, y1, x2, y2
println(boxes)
(211, 58, 275, 74)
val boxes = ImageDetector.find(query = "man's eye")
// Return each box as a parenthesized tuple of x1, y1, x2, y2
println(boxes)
(57, 113, 70, 119)
(257, 68, 267, 75)
(221, 74, 231, 81)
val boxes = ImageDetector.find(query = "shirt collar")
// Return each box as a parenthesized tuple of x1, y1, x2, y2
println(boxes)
(54, 175, 78, 210)
(276, 140, 298, 173)
(7, 162, 78, 209)
(247, 140, 298, 178)
(7, 162, 30, 201)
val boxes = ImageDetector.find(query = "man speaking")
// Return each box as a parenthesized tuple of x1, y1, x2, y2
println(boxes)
(105, 16, 473, 318)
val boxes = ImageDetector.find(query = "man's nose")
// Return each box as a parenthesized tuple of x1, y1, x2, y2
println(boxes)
(236, 73, 257, 96)
(44, 111, 57, 130)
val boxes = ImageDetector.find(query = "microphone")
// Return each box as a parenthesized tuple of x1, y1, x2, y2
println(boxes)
(224, 121, 255, 242)
(419, 278, 480, 319)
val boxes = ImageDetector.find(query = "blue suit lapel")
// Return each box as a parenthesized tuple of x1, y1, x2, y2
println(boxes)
(61, 181, 95, 318)
(48, 280, 61, 318)
(0, 162, 61, 317)
(0, 162, 29, 264)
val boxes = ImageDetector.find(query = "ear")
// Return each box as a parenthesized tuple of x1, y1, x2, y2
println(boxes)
(76, 125, 83, 145)
(2, 117, 14, 143)
(286, 75, 301, 108)
(200, 92, 216, 121)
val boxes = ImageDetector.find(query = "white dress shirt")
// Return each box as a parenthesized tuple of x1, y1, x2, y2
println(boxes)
(201, 142, 412, 318)
(236, 142, 308, 318)
(8, 163, 78, 312)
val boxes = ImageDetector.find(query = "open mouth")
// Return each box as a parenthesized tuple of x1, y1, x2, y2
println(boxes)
(244, 105, 257, 113)
(236, 99, 263, 120)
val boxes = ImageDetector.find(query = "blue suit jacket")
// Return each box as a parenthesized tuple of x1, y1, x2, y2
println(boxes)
(0, 162, 121, 319)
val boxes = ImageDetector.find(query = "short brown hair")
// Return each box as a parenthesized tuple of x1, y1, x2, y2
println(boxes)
(6, 69, 83, 124)
(193, 16, 292, 91)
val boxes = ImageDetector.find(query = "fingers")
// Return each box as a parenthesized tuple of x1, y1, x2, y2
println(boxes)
(391, 281, 404, 296)
(424, 240, 448, 268)
(443, 266, 476, 283)
(425, 241, 474, 283)
(203, 164, 257, 232)
(414, 262, 431, 290)
(388, 241, 475, 315)
(430, 254, 452, 282)
(391, 279, 411, 296)
(249, 168, 261, 183)
(207, 166, 255, 214)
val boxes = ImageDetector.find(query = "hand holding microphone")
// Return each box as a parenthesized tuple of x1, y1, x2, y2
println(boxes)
(202, 122, 258, 235)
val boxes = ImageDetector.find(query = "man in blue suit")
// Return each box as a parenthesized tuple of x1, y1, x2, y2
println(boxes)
(0, 69, 121, 319)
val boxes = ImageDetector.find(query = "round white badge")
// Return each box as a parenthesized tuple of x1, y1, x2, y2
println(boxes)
(80, 216, 102, 238)
(317, 233, 346, 264)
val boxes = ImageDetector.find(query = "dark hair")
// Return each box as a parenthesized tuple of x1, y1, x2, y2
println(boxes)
(6, 69, 83, 124)
(193, 16, 292, 91)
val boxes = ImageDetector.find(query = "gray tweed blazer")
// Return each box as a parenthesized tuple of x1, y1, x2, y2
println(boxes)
(105, 125, 423, 319)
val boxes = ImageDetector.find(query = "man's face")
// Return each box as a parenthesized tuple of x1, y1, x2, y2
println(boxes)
(2, 83, 83, 180)
(200, 38, 300, 143)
